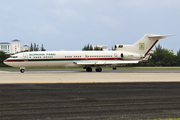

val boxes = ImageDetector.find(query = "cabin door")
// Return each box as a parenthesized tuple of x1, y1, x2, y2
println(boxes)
(23, 53, 28, 61)
(114, 53, 118, 60)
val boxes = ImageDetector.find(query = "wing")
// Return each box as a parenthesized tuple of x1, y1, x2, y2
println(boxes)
(73, 60, 139, 66)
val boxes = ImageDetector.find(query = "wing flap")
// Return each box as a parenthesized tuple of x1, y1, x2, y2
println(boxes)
(73, 61, 139, 66)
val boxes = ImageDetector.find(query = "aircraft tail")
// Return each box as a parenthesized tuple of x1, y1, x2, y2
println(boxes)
(115, 34, 173, 57)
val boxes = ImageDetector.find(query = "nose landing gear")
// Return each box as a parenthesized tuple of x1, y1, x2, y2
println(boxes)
(20, 69, 25, 73)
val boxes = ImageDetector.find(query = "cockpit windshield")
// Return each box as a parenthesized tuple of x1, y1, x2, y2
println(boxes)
(10, 56, 18, 58)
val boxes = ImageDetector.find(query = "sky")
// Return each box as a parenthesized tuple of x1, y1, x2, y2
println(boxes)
(0, 0, 180, 54)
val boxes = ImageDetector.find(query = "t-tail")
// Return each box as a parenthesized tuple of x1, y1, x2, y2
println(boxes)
(115, 34, 173, 57)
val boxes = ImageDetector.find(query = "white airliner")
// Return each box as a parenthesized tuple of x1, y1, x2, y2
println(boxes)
(4, 34, 171, 73)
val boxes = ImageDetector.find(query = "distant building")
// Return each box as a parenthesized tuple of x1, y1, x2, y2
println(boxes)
(11, 39, 22, 54)
(0, 39, 30, 54)
(22, 45, 30, 51)
(92, 45, 108, 51)
(0, 42, 11, 54)
(149, 49, 174, 54)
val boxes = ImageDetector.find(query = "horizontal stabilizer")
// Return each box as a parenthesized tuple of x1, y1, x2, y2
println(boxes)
(148, 34, 175, 39)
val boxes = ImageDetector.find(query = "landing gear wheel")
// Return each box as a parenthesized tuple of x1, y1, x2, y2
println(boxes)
(86, 67, 92, 72)
(96, 67, 102, 72)
(112, 68, 117, 70)
(20, 69, 25, 73)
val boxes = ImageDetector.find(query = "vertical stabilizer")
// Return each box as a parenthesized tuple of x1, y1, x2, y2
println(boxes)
(115, 34, 170, 57)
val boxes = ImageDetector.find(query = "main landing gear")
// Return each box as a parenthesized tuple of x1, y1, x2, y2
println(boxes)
(95, 67, 102, 72)
(112, 68, 117, 70)
(85, 67, 102, 72)
(86, 67, 92, 72)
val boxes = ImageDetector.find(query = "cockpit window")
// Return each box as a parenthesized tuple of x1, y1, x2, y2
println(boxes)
(10, 56, 18, 58)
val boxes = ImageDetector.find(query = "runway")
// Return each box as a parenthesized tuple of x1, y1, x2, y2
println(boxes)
(0, 69, 180, 84)
(1, 83, 180, 120)
(0, 70, 180, 119)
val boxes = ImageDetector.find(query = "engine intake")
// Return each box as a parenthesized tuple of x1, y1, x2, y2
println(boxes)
(121, 53, 141, 60)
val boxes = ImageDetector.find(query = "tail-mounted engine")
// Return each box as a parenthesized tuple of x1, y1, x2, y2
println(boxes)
(120, 52, 142, 60)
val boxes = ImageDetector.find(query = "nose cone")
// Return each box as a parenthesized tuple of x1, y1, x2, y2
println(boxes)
(3, 58, 11, 66)
(3, 59, 7, 63)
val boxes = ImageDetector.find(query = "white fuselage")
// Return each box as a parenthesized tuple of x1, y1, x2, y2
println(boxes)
(3, 34, 170, 73)
(4, 51, 142, 68)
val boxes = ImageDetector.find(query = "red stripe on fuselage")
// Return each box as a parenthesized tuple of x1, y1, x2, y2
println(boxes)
(5, 59, 24, 62)
(5, 58, 121, 62)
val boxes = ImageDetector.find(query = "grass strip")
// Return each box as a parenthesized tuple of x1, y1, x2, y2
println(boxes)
(149, 118, 180, 120)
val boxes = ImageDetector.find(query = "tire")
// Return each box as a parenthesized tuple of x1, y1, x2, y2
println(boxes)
(96, 67, 102, 72)
(86, 67, 92, 72)
(20, 69, 25, 73)
(113, 68, 117, 70)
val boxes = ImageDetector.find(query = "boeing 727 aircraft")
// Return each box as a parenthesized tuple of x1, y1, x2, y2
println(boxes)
(4, 34, 171, 73)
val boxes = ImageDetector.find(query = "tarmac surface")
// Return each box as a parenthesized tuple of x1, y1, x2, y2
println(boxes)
(1, 83, 180, 120)
(1, 69, 180, 83)
(0, 70, 180, 119)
